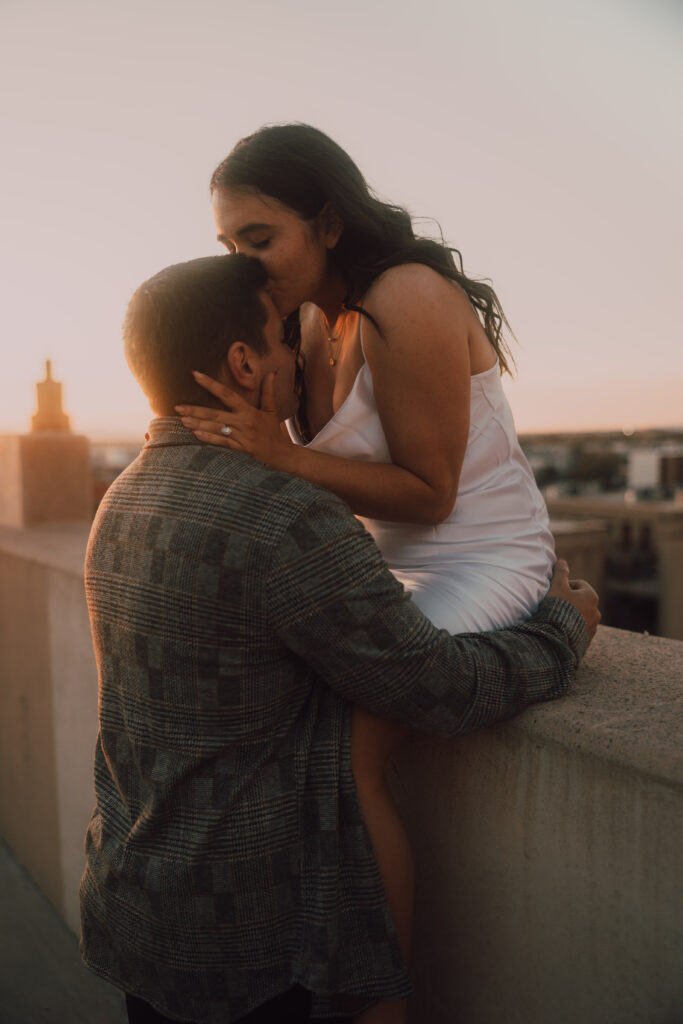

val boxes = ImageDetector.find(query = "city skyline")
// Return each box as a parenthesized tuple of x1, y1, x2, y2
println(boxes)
(3, 0, 682, 438)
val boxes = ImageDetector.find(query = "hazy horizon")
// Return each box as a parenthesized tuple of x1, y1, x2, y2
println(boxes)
(63, 419, 683, 447)
(3, 0, 682, 438)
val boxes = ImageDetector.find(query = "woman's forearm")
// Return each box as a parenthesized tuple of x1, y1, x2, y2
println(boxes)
(277, 443, 455, 524)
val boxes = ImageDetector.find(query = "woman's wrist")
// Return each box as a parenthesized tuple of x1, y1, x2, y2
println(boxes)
(275, 436, 304, 476)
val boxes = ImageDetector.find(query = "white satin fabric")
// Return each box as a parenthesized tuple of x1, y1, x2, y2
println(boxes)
(287, 331, 555, 633)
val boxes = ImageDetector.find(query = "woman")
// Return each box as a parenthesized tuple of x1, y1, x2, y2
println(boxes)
(176, 123, 555, 1024)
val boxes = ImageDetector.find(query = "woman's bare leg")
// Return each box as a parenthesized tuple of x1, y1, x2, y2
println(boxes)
(351, 706, 413, 1024)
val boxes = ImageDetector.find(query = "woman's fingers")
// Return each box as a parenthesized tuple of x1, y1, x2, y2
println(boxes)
(191, 370, 247, 408)
(176, 402, 254, 450)
(191, 429, 239, 448)
(174, 376, 285, 462)
(178, 414, 233, 434)
(174, 403, 230, 422)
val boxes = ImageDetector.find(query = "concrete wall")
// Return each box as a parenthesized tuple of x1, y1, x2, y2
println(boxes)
(392, 625, 683, 1023)
(0, 524, 97, 933)
(1, 525, 682, 1022)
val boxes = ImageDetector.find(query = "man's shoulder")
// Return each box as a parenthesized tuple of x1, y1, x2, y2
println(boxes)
(237, 459, 360, 548)
(98, 443, 355, 540)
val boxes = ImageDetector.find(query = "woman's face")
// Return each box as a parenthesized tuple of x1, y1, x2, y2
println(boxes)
(212, 188, 338, 317)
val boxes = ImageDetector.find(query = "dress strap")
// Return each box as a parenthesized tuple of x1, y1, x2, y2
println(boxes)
(358, 311, 368, 363)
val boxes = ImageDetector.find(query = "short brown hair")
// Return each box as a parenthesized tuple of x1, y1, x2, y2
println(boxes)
(123, 254, 268, 414)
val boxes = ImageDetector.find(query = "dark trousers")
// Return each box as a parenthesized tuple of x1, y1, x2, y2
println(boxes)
(125, 988, 353, 1023)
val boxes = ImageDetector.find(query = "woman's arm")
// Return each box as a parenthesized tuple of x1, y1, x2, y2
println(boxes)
(178, 265, 478, 524)
(357, 263, 473, 522)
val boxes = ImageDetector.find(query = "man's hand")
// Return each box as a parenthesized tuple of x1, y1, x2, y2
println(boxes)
(547, 559, 601, 643)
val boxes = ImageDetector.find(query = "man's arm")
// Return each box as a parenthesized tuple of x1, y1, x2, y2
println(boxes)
(267, 493, 598, 737)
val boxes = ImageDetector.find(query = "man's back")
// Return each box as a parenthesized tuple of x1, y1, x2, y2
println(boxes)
(81, 418, 411, 1022)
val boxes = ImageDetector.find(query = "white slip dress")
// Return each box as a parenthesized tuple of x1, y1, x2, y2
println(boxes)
(287, 326, 555, 633)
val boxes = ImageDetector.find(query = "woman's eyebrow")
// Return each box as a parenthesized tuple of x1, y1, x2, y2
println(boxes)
(216, 222, 272, 243)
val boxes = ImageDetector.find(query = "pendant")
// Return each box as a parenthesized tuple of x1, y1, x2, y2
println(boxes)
(329, 357, 336, 366)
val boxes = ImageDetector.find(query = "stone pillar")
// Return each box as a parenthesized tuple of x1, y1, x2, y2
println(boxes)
(0, 361, 92, 526)
(655, 514, 683, 641)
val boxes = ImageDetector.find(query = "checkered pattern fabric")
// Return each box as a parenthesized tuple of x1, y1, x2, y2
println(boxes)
(80, 417, 587, 1023)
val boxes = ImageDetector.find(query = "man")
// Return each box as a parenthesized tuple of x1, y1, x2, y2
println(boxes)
(80, 254, 599, 1024)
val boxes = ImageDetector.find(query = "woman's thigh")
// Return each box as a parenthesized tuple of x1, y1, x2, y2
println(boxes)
(351, 706, 410, 781)
(393, 564, 547, 633)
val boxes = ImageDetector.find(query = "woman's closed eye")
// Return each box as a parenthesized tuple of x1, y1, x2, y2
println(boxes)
(217, 236, 270, 254)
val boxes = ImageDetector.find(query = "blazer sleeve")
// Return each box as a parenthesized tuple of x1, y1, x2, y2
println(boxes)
(265, 490, 588, 737)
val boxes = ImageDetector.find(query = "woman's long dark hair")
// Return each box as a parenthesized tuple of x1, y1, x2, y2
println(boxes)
(210, 123, 514, 376)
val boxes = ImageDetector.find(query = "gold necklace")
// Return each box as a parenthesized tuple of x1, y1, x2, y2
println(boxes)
(326, 316, 346, 367)
(327, 335, 341, 367)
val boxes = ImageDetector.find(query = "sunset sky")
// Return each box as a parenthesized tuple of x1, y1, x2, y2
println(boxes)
(2, 0, 681, 439)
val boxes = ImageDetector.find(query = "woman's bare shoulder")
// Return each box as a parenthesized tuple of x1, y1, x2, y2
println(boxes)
(362, 263, 472, 335)
(366, 268, 473, 319)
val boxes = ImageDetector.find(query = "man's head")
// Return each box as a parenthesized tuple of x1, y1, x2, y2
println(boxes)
(123, 253, 298, 420)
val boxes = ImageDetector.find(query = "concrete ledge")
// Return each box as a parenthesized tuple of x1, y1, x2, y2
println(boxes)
(0, 522, 91, 576)
(1, 526, 682, 1022)
(510, 625, 683, 787)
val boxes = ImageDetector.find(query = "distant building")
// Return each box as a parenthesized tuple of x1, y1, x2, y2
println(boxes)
(550, 518, 607, 601)
(547, 495, 683, 641)
(627, 450, 660, 491)
(625, 445, 683, 497)
(0, 361, 91, 526)
(90, 441, 143, 508)
(659, 449, 683, 492)
(31, 359, 71, 432)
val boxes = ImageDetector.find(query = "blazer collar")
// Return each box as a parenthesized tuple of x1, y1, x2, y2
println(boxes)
(143, 417, 201, 449)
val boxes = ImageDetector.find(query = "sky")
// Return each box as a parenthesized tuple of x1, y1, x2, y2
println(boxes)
(2, 0, 682, 440)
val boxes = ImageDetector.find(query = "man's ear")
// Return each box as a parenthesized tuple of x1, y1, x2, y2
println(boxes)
(223, 342, 261, 392)
(316, 203, 343, 250)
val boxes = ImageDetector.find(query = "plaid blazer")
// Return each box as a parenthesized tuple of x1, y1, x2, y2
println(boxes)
(80, 417, 587, 1023)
